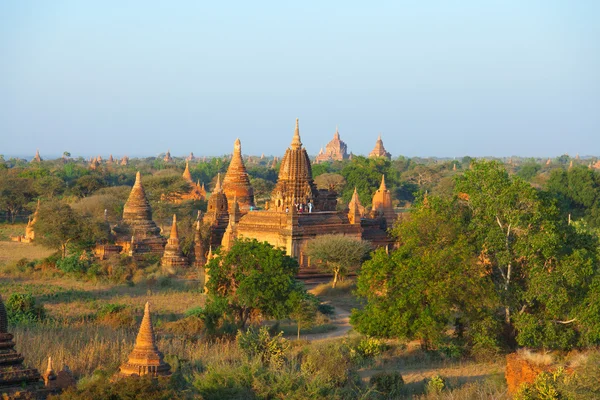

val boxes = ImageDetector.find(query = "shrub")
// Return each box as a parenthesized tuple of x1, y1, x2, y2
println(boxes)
(5, 293, 45, 325)
(301, 342, 354, 387)
(56, 253, 89, 274)
(236, 326, 289, 366)
(96, 303, 134, 328)
(370, 371, 404, 397)
(426, 374, 446, 394)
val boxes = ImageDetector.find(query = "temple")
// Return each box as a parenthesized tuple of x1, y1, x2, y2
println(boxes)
(163, 150, 173, 163)
(32, 149, 42, 163)
(118, 303, 171, 377)
(314, 127, 349, 163)
(112, 172, 166, 256)
(206, 119, 395, 275)
(369, 135, 391, 159)
(222, 139, 255, 211)
(371, 175, 396, 223)
(171, 162, 206, 203)
(0, 295, 42, 395)
(161, 215, 188, 268)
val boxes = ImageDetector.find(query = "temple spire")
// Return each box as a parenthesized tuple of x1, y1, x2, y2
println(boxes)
(291, 118, 302, 149)
(379, 175, 387, 191)
(334, 125, 340, 139)
(134, 171, 142, 186)
(214, 173, 222, 192)
(183, 162, 193, 182)
(169, 214, 178, 239)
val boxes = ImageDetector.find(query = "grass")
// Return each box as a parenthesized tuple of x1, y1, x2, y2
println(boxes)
(310, 279, 364, 311)
(1, 240, 512, 399)
(0, 241, 55, 265)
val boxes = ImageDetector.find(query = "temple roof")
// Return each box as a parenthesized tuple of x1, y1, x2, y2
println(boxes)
(222, 138, 255, 210)
(182, 162, 193, 182)
(272, 119, 320, 209)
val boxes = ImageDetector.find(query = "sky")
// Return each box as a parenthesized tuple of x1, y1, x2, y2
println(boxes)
(1, 1, 599, 159)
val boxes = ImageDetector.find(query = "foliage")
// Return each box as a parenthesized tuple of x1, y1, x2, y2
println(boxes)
(5, 293, 45, 325)
(352, 196, 494, 347)
(0, 174, 36, 223)
(426, 374, 447, 394)
(351, 336, 388, 362)
(54, 374, 194, 400)
(287, 288, 319, 339)
(301, 341, 356, 387)
(306, 234, 371, 288)
(370, 371, 405, 398)
(236, 326, 290, 366)
(204, 239, 304, 328)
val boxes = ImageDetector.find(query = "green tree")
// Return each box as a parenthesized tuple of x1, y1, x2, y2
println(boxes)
(306, 234, 371, 288)
(35, 202, 84, 258)
(287, 289, 319, 340)
(456, 161, 600, 348)
(205, 239, 304, 329)
(0, 174, 36, 223)
(351, 197, 494, 348)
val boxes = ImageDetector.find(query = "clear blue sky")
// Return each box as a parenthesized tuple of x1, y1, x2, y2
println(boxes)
(1, 1, 598, 159)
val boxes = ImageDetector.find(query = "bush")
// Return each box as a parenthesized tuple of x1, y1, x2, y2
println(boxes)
(56, 253, 89, 274)
(301, 342, 355, 387)
(426, 374, 446, 394)
(54, 374, 193, 399)
(5, 293, 45, 325)
(96, 303, 135, 328)
(370, 371, 404, 397)
(236, 326, 290, 366)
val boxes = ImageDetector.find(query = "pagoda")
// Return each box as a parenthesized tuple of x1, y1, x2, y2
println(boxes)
(174, 162, 206, 203)
(186, 152, 195, 161)
(222, 139, 255, 211)
(0, 295, 42, 394)
(315, 126, 349, 163)
(118, 303, 171, 377)
(204, 173, 230, 248)
(163, 150, 173, 163)
(120, 156, 129, 166)
(271, 119, 332, 211)
(32, 149, 42, 162)
(347, 187, 366, 222)
(113, 172, 166, 255)
(368, 135, 391, 160)
(371, 175, 396, 223)
(161, 215, 188, 268)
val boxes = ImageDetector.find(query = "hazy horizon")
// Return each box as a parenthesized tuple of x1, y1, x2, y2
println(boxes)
(1, 1, 599, 158)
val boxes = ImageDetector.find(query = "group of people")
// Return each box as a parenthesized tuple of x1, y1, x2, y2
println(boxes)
(285, 201, 314, 214)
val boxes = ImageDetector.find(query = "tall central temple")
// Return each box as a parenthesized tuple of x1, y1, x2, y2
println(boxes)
(205, 119, 395, 275)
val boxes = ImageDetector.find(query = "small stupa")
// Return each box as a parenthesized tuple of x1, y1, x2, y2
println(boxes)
(222, 138, 255, 211)
(161, 214, 188, 268)
(163, 150, 173, 163)
(368, 135, 391, 160)
(186, 152, 195, 161)
(0, 295, 42, 393)
(118, 303, 171, 377)
(348, 187, 366, 219)
(371, 175, 396, 223)
(120, 156, 129, 166)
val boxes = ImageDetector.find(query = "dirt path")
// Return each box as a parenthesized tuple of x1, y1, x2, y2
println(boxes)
(302, 305, 353, 341)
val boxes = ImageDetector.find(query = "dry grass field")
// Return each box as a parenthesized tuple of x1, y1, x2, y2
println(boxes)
(0, 237, 512, 398)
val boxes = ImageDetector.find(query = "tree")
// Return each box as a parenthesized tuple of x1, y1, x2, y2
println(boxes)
(205, 239, 305, 329)
(456, 161, 600, 348)
(351, 197, 495, 348)
(314, 173, 346, 192)
(0, 175, 36, 223)
(33, 175, 65, 199)
(306, 235, 371, 288)
(35, 202, 84, 258)
(287, 288, 319, 340)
